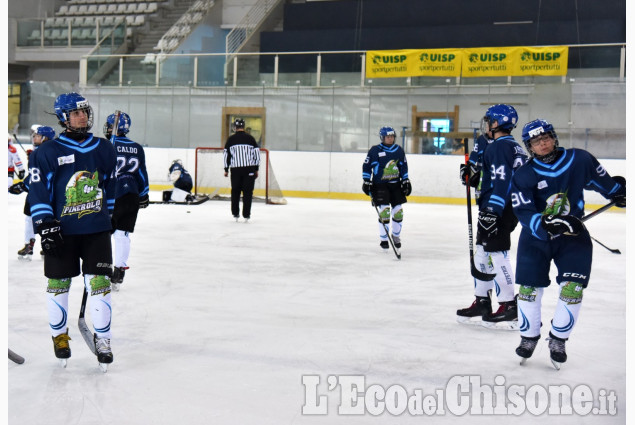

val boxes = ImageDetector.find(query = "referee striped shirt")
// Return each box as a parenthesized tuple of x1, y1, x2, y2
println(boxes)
(223, 131, 261, 171)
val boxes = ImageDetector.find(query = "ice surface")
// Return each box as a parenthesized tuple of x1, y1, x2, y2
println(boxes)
(7, 193, 627, 424)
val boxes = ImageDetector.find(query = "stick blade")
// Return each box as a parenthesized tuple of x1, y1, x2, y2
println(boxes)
(8, 349, 25, 364)
(78, 317, 97, 355)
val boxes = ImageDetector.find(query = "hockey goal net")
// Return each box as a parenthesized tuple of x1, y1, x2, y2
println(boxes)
(194, 147, 286, 205)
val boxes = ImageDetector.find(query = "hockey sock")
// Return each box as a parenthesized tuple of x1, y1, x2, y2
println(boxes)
(517, 285, 544, 338)
(377, 205, 390, 240)
(473, 245, 495, 297)
(84, 274, 113, 339)
(391, 205, 403, 238)
(487, 250, 515, 302)
(24, 215, 35, 242)
(47, 278, 71, 337)
(550, 281, 583, 340)
(113, 230, 130, 268)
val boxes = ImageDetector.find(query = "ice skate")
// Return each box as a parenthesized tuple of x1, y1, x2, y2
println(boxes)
(244, 217, 250, 223)
(111, 267, 127, 291)
(18, 238, 35, 261)
(456, 292, 492, 326)
(547, 333, 567, 370)
(481, 298, 518, 330)
(516, 335, 540, 365)
(52, 329, 71, 368)
(392, 235, 401, 249)
(233, 215, 240, 222)
(380, 240, 389, 250)
(94, 334, 113, 372)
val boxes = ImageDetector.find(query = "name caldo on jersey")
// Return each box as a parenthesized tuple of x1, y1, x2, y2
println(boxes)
(117, 145, 138, 154)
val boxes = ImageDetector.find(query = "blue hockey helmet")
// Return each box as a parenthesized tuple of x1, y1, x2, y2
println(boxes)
(54, 92, 93, 133)
(36, 126, 56, 141)
(481, 104, 518, 135)
(521, 118, 559, 160)
(379, 126, 396, 142)
(103, 112, 132, 138)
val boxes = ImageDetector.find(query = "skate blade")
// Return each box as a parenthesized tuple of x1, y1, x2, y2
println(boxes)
(112, 283, 120, 292)
(481, 320, 519, 331)
(59, 359, 68, 368)
(18, 255, 33, 261)
(551, 359, 562, 370)
(456, 316, 484, 326)
(99, 363, 108, 373)
(519, 357, 528, 366)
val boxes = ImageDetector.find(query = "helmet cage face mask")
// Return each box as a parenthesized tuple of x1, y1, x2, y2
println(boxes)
(55, 93, 94, 134)
(522, 119, 559, 162)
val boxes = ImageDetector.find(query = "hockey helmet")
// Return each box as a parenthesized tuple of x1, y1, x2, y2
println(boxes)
(379, 126, 396, 142)
(233, 118, 245, 130)
(521, 118, 559, 161)
(103, 112, 132, 138)
(36, 126, 56, 141)
(481, 104, 518, 135)
(54, 92, 93, 134)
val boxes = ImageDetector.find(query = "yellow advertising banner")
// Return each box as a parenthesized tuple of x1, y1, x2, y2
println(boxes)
(461, 47, 518, 77)
(412, 48, 462, 77)
(365, 49, 420, 78)
(513, 46, 569, 76)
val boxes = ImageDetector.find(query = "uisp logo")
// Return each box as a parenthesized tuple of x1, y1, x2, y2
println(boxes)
(373, 54, 407, 64)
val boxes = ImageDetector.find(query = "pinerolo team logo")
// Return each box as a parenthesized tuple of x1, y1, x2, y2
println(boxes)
(382, 160, 400, 180)
(62, 170, 103, 218)
(543, 192, 570, 216)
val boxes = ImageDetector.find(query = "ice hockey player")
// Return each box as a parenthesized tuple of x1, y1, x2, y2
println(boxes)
(28, 92, 116, 369)
(511, 118, 625, 369)
(456, 104, 527, 329)
(104, 112, 149, 289)
(460, 132, 492, 198)
(8, 134, 26, 187)
(9, 125, 56, 260)
(223, 117, 261, 222)
(163, 159, 194, 202)
(362, 126, 412, 250)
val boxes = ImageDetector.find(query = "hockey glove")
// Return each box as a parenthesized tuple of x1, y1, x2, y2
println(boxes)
(477, 211, 500, 238)
(38, 219, 64, 256)
(139, 194, 150, 209)
(8, 181, 27, 195)
(17, 170, 25, 180)
(362, 180, 372, 196)
(541, 214, 583, 238)
(611, 176, 626, 208)
(459, 163, 480, 187)
(401, 179, 412, 196)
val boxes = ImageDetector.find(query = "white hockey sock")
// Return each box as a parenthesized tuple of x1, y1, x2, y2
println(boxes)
(391, 205, 403, 238)
(550, 281, 584, 340)
(84, 274, 113, 339)
(377, 205, 390, 240)
(473, 245, 494, 297)
(46, 278, 71, 337)
(517, 285, 544, 338)
(488, 250, 515, 302)
(24, 216, 35, 242)
(113, 229, 130, 268)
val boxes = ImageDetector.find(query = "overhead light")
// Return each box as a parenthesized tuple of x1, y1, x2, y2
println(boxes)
(493, 21, 533, 25)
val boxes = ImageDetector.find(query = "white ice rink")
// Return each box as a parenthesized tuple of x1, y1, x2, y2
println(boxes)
(6, 192, 627, 424)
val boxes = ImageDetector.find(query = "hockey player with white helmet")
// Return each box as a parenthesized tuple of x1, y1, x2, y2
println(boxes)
(511, 118, 625, 369)
(28, 92, 117, 370)
(456, 104, 527, 329)
(362, 126, 411, 251)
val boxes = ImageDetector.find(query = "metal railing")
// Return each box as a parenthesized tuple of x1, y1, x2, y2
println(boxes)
(225, 0, 284, 56)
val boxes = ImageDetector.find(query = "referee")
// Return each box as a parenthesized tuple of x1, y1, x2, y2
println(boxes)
(223, 118, 261, 222)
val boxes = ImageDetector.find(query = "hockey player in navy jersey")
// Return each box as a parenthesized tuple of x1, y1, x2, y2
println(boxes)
(456, 104, 527, 329)
(28, 92, 117, 368)
(362, 126, 412, 250)
(511, 119, 625, 368)
(460, 133, 492, 197)
(9, 125, 55, 259)
(104, 112, 149, 289)
(163, 159, 194, 202)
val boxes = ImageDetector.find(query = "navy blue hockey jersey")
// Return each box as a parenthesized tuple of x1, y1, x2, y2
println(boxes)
(510, 147, 623, 241)
(112, 136, 149, 198)
(27, 133, 117, 235)
(478, 135, 527, 216)
(362, 143, 408, 184)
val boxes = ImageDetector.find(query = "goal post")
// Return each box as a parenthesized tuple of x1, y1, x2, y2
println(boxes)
(194, 147, 286, 205)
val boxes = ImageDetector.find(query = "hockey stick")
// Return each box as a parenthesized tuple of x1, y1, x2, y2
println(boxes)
(581, 200, 621, 254)
(8, 348, 25, 364)
(78, 286, 97, 355)
(11, 123, 28, 154)
(370, 195, 401, 260)
(590, 236, 621, 254)
(463, 139, 496, 281)
(110, 110, 121, 144)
